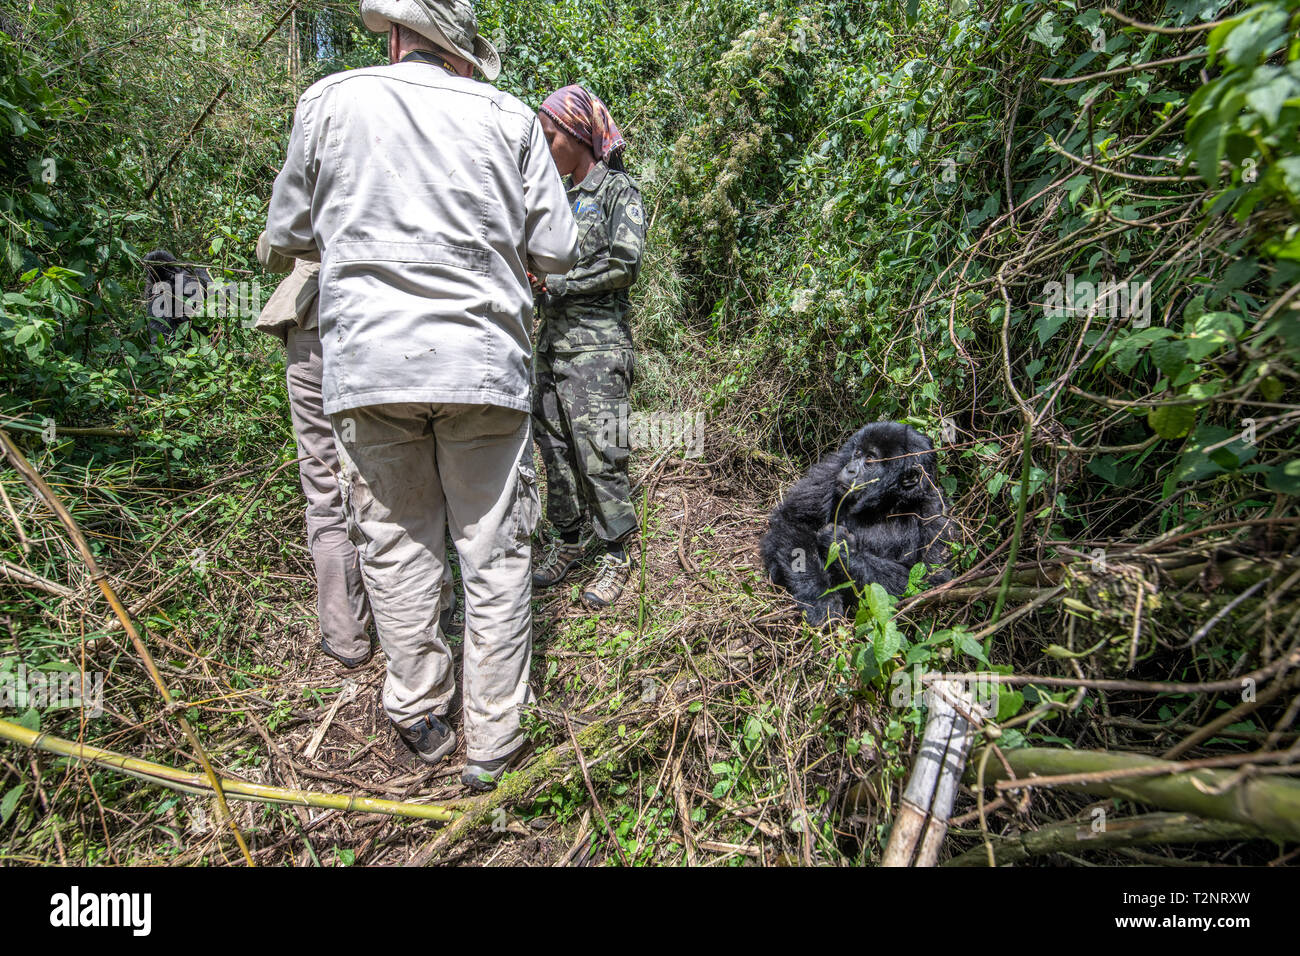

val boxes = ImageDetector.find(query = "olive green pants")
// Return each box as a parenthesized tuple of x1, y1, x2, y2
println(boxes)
(532, 347, 638, 542)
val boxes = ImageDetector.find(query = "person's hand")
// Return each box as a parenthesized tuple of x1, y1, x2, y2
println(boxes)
(528, 271, 546, 297)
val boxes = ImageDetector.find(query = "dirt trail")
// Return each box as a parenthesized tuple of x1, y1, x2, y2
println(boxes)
(246, 451, 783, 865)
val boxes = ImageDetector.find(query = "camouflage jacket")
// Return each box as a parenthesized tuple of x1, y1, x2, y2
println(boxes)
(538, 161, 646, 351)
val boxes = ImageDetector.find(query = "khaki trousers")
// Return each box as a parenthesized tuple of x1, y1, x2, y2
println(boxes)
(330, 402, 538, 761)
(285, 325, 373, 658)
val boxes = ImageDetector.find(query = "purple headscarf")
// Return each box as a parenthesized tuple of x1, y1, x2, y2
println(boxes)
(540, 85, 626, 164)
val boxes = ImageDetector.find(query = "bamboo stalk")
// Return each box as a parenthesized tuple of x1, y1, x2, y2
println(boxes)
(968, 746, 1300, 842)
(882, 680, 980, 866)
(0, 716, 457, 823)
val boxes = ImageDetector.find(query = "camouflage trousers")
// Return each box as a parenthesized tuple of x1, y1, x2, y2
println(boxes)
(532, 347, 638, 543)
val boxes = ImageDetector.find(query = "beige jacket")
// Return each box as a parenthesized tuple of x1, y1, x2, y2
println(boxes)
(254, 231, 320, 343)
(265, 60, 578, 415)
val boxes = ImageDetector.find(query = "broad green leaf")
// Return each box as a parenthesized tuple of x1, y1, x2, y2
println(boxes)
(958, 633, 989, 665)
(996, 690, 1025, 722)
(864, 582, 892, 626)
(29, 193, 57, 218)
(874, 621, 902, 666)
(1029, 13, 1065, 55)
(1244, 71, 1294, 125)
(0, 784, 26, 826)
(1223, 8, 1289, 66)
(1148, 403, 1197, 439)
(1150, 337, 1189, 380)
(1266, 459, 1300, 495)
(1277, 156, 1300, 203)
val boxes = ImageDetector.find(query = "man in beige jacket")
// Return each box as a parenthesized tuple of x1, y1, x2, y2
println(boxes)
(264, 0, 577, 788)
(257, 236, 467, 670)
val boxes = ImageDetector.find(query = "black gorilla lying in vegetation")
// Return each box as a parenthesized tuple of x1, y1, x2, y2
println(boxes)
(761, 422, 953, 625)
(143, 249, 214, 340)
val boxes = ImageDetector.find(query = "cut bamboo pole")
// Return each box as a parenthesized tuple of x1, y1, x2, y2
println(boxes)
(0, 716, 458, 823)
(915, 683, 980, 866)
(882, 679, 982, 866)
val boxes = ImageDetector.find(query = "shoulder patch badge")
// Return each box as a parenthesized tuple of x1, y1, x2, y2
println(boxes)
(627, 203, 644, 226)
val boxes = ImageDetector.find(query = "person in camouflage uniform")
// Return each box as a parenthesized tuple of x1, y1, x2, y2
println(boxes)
(531, 85, 647, 607)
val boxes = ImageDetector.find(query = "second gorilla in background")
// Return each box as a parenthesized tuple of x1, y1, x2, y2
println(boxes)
(761, 422, 953, 625)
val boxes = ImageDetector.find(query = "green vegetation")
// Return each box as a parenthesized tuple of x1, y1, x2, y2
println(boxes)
(1, 0, 1297, 865)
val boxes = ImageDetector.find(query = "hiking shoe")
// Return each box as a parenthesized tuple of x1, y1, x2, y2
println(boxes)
(532, 535, 589, 588)
(320, 637, 372, 669)
(461, 748, 522, 791)
(582, 552, 632, 608)
(394, 713, 457, 765)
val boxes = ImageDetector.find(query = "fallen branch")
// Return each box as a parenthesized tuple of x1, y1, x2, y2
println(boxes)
(0, 716, 457, 823)
(410, 707, 673, 865)
(930, 644, 1300, 696)
(566, 712, 631, 867)
(968, 746, 1300, 842)
(0, 557, 74, 598)
(944, 811, 1264, 866)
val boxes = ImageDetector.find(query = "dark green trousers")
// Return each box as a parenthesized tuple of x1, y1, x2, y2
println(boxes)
(532, 347, 637, 543)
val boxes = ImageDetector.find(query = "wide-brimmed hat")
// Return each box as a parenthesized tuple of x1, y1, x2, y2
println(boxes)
(360, 0, 500, 80)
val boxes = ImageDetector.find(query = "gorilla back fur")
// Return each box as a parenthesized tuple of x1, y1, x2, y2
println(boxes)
(760, 422, 953, 625)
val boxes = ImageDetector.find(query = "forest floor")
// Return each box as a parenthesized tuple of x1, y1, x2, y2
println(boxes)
(154, 443, 805, 866)
(8, 416, 1295, 866)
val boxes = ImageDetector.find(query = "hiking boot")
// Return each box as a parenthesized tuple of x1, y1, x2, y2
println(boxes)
(320, 636, 372, 669)
(394, 713, 457, 765)
(582, 551, 632, 608)
(532, 535, 589, 588)
(461, 747, 523, 791)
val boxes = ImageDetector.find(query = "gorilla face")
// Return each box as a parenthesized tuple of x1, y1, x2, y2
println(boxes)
(834, 422, 938, 515)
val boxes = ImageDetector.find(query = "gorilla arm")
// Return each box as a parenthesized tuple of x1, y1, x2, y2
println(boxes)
(821, 493, 952, 597)
(761, 457, 845, 625)
(817, 522, 913, 596)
